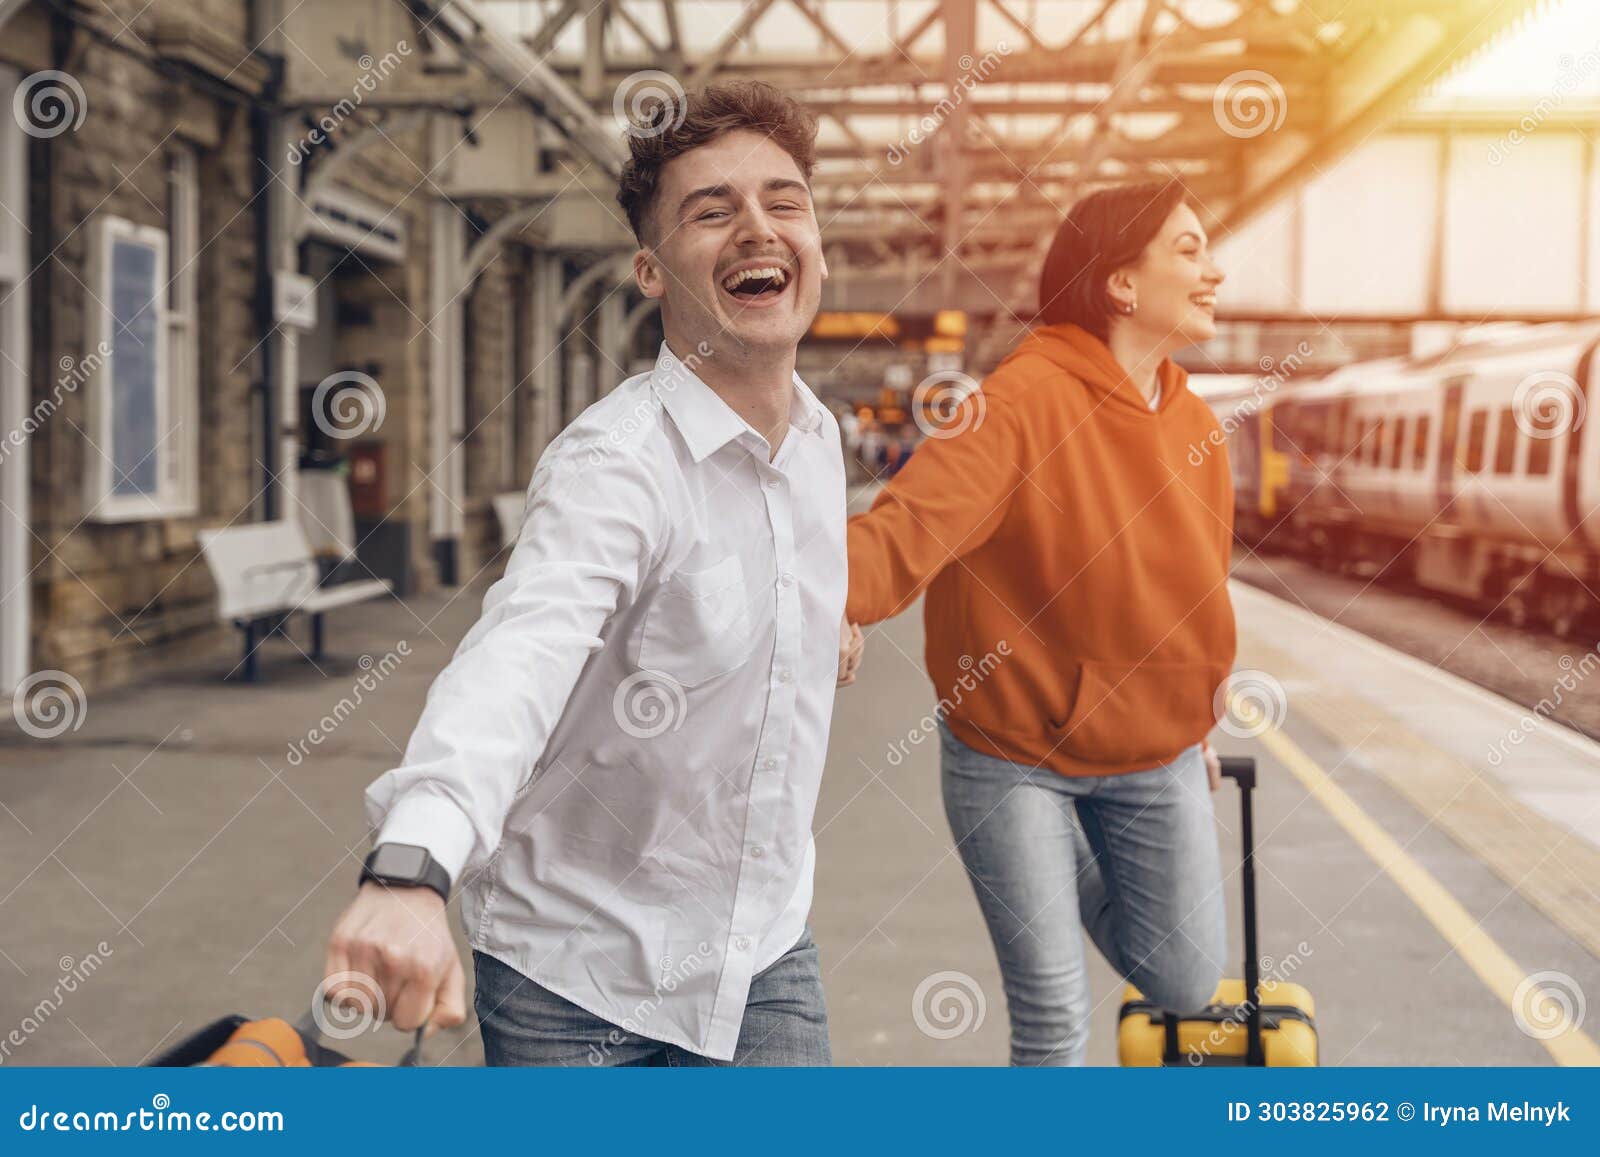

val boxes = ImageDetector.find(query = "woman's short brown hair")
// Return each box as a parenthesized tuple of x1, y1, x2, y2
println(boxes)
(616, 81, 818, 244)
(1037, 180, 1193, 342)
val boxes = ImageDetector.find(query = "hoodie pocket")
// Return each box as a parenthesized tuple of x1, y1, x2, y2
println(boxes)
(1049, 659, 1230, 766)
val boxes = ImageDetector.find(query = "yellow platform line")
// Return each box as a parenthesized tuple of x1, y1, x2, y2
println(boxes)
(1256, 725, 1600, 1067)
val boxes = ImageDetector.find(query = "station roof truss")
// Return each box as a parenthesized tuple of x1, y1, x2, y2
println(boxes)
(475, 0, 1551, 316)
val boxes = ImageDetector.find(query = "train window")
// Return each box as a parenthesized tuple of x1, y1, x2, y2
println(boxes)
(1528, 429, 1553, 475)
(1464, 409, 1487, 472)
(1389, 416, 1408, 469)
(1371, 418, 1387, 465)
(1412, 414, 1431, 468)
(1493, 407, 1517, 474)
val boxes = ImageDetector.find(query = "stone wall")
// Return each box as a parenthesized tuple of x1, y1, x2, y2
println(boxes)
(10, 1, 263, 690)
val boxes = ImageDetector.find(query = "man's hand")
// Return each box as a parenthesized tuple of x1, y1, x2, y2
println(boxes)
(323, 882, 467, 1037)
(1202, 739, 1221, 792)
(837, 616, 864, 686)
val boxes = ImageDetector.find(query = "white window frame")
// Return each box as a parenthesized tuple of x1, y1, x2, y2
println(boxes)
(166, 146, 200, 514)
(85, 162, 199, 521)
(0, 65, 31, 693)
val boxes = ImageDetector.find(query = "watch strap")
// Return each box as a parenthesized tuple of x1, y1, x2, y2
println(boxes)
(360, 844, 451, 905)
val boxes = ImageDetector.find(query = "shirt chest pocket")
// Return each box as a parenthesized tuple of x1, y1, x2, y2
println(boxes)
(637, 554, 755, 688)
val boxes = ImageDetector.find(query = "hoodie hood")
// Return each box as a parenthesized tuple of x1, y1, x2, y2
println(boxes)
(1015, 322, 1189, 415)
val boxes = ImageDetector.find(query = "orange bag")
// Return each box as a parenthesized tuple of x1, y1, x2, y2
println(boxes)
(147, 1003, 424, 1067)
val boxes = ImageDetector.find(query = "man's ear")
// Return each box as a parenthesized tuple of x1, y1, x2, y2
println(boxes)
(818, 243, 829, 282)
(633, 247, 665, 300)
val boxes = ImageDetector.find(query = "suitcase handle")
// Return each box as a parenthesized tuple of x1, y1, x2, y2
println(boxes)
(1217, 754, 1266, 1066)
(294, 996, 427, 1067)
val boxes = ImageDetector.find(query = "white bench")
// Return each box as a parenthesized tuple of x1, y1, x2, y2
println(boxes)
(196, 520, 392, 681)
(493, 490, 526, 550)
(293, 468, 358, 563)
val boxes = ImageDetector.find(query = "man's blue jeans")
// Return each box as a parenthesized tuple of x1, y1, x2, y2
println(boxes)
(940, 723, 1226, 1065)
(473, 928, 831, 1066)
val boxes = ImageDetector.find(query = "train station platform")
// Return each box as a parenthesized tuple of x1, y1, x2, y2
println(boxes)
(1, 527, 1596, 1066)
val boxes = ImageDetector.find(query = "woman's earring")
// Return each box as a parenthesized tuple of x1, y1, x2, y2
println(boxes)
(1124, 298, 1137, 315)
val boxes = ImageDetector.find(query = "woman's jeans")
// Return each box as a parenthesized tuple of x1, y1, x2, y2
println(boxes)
(940, 723, 1226, 1066)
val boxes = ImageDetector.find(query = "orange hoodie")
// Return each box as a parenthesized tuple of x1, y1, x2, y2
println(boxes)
(847, 323, 1237, 777)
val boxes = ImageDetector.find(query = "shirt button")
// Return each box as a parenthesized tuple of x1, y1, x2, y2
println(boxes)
(765, 478, 780, 490)
(763, 756, 779, 770)
(736, 936, 752, 951)
(779, 572, 795, 587)
(778, 668, 793, 683)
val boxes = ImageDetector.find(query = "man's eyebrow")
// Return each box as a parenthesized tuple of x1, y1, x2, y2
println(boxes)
(764, 178, 811, 197)
(677, 183, 734, 218)
(676, 178, 812, 218)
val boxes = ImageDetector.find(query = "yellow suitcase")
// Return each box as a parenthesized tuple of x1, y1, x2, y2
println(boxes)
(1118, 756, 1319, 1067)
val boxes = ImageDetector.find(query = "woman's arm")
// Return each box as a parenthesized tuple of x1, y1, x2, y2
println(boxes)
(847, 391, 1026, 625)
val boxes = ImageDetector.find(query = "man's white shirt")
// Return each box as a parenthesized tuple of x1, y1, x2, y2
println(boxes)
(365, 341, 847, 1060)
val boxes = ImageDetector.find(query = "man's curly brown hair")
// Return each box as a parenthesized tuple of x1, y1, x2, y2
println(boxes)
(616, 81, 818, 245)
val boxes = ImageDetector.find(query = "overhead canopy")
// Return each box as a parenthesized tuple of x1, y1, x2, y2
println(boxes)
(470, 0, 1547, 315)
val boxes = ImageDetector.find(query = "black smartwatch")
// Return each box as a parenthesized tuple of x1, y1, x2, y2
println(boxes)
(360, 843, 451, 905)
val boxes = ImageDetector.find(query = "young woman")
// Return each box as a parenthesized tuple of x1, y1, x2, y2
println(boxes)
(846, 180, 1233, 1065)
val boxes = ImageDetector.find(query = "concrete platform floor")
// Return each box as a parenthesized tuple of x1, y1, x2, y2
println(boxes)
(1, 529, 1596, 1066)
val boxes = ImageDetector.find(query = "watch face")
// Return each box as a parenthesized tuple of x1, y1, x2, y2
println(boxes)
(372, 844, 427, 879)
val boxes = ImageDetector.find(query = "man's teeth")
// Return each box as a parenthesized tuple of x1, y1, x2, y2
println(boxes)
(722, 266, 789, 291)
(1191, 293, 1216, 307)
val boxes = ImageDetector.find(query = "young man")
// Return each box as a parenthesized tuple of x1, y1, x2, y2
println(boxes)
(324, 82, 862, 1065)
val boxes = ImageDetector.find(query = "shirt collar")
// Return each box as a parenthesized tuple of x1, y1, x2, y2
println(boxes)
(652, 341, 827, 463)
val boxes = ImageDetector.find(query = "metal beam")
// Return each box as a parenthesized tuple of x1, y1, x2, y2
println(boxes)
(940, 0, 975, 295)
(612, 0, 666, 58)
(419, 0, 626, 177)
(690, 0, 781, 87)
(582, 0, 609, 102)
(529, 0, 585, 57)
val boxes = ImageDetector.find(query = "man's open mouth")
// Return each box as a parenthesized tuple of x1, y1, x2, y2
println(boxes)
(719, 264, 792, 303)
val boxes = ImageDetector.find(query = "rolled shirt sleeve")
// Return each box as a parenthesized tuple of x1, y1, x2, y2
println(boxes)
(363, 445, 666, 886)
